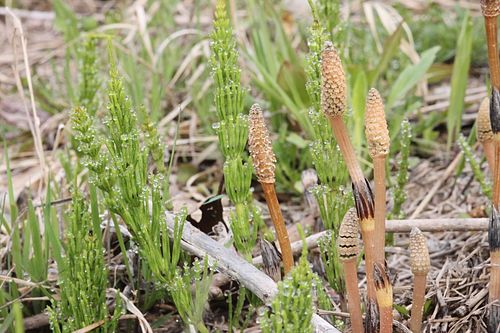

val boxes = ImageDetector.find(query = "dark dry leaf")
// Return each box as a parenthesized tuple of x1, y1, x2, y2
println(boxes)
(187, 195, 227, 235)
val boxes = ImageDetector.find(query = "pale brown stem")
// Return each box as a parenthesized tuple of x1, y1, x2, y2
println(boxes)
(261, 182, 294, 274)
(374, 157, 386, 264)
(493, 137, 500, 207)
(342, 259, 364, 333)
(484, 140, 496, 173)
(328, 116, 365, 183)
(379, 305, 393, 333)
(360, 221, 376, 301)
(410, 273, 428, 333)
(485, 16, 500, 90)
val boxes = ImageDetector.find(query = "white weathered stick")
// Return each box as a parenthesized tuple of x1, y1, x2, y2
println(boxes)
(166, 217, 341, 333)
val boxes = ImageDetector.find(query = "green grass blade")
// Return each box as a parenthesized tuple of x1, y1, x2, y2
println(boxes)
(446, 13, 473, 148)
(387, 46, 440, 110)
(27, 199, 44, 281)
(351, 71, 368, 151)
(369, 23, 404, 86)
(43, 182, 63, 269)
(12, 302, 24, 333)
(3, 142, 18, 224)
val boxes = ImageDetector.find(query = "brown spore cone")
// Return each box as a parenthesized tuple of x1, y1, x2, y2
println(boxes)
(338, 208, 360, 260)
(409, 227, 430, 275)
(365, 88, 390, 158)
(248, 104, 276, 184)
(321, 41, 346, 118)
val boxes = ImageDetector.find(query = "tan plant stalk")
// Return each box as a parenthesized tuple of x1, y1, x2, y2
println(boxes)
(248, 104, 294, 273)
(482, 0, 500, 90)
(337, 208, 364, 333)
(409, 227, 430, 333)
(477, 97, 495, 172)
(321, 41, 377, 302)
(365, 88, 390, 265)
(373, 262, 392, 333)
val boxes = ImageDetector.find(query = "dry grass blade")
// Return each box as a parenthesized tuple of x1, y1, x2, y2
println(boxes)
(6, 8, 47, 193)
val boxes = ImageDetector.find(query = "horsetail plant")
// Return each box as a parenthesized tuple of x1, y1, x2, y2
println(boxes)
(170, 258, 214, 333)
(248, 104, 294, 273)
(390, 119, 412, 220)
(258, 250, 315, 333)
(484, 2, 500, 327)
(48, 191, 122, 333)
(409, 227, 430, 333)
(71, 59, 215, 330)
(305, 5, 350, 298)
(320, 41, 377, 307)
(489, 87, 500, 332)
(477, 97, 495, 172)
(210, 0, 258, 259)
(458, 135, 492, 198)
(365, 88, 390, 263)
(337, 208, 364, 333)
(489, 206, 500, 333)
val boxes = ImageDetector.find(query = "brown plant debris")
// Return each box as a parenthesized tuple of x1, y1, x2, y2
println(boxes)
(259, 238, 282, 282)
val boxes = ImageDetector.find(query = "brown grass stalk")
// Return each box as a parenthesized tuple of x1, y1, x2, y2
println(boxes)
(248, 104, 294, 273)
(374, 262, 393, 333)
(365, 88, 390, 265)
(321, 41, 377, 304)
(409, 227, 430, 333)
(338, 208, 364, 333)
